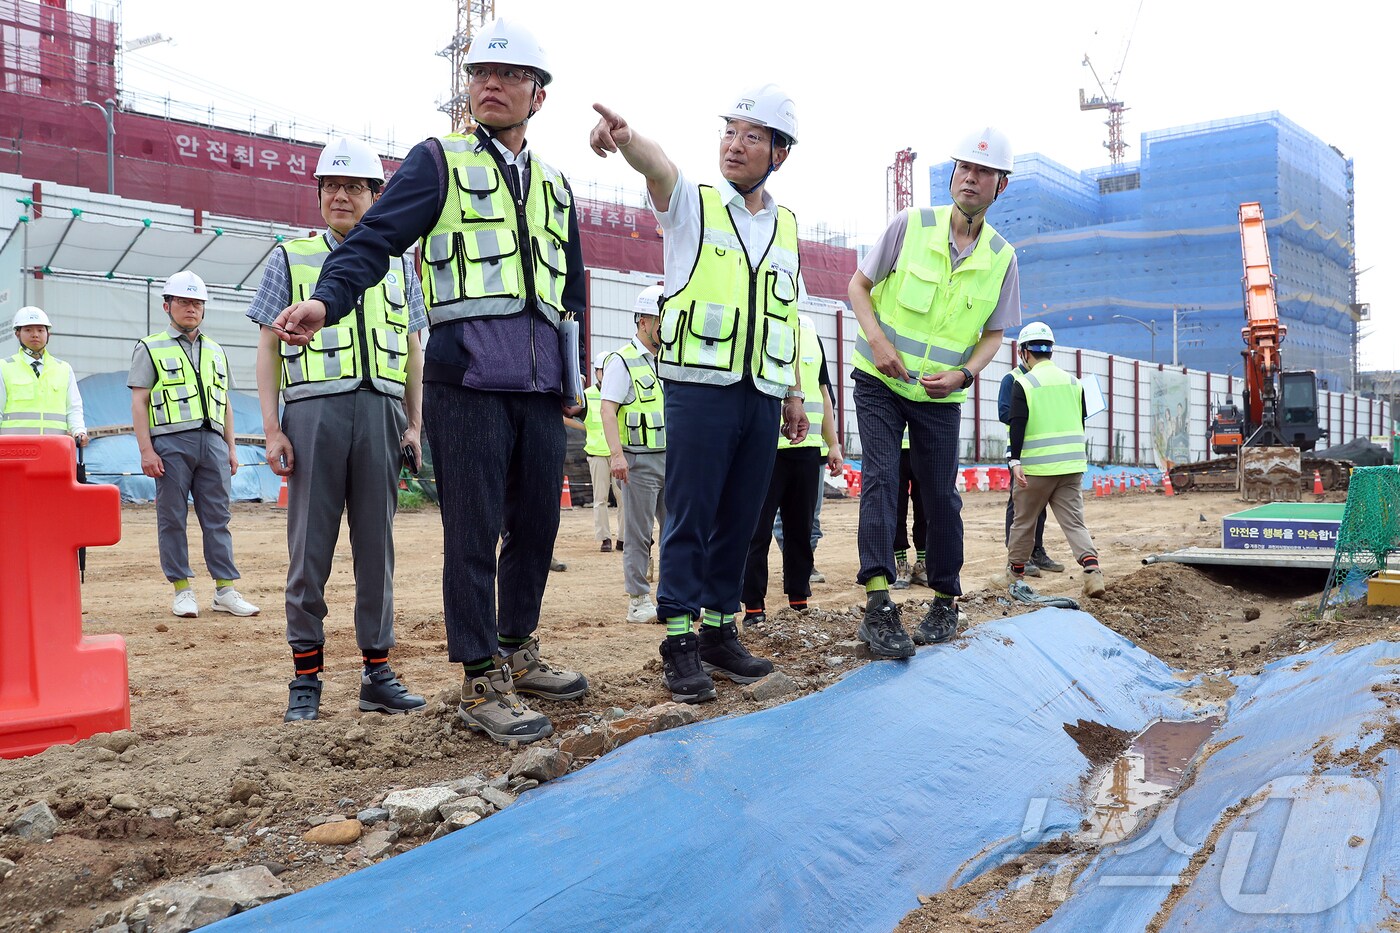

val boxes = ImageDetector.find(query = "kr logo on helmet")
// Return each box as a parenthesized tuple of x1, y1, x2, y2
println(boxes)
(332, 156, 349, 166)
(736, 99, 754, 111)
(488, 37, 508, 49)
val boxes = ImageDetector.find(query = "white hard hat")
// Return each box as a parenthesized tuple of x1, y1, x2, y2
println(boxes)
(720, 84, 798, 147)
(592, 351, 608, 369)
(466, 18, 552, 86)
(951, 126, 1014, 173)
(162, 270, 209, 302)
(315, 137, 385, 182)
(1019, 321, 1055, 348)
(632, 284, 663, 317)
(12, 306, 51, 329)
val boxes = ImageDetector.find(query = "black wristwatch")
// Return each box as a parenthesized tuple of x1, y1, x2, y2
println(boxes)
(959, 367, 974, 389)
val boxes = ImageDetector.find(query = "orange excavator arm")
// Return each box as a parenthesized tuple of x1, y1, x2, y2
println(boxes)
(1238, 202, 1286, 430)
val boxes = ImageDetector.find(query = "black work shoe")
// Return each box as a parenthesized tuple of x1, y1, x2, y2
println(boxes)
(359, 666, 427, 714)
(857, 595, 915, 659)
(1032, 547, 1065, 573)
(284, 677, 322, 722)
(659, 633, 717, 703)
(699, 621, 774, 684)
(616, 539, 624, 552)
(913, 602, 959, 645)
(742, 610, 767, 631)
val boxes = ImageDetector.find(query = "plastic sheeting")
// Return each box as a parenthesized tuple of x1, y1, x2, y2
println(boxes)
(212, 611, 1199, 933)
(77, 371, 278, 502)
(1036, 639, 1400, 931)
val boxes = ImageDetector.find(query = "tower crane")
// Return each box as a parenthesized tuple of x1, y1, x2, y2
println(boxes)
(886, 148, 916, 222)
(438, 0, 496, 133)
(1078, 1, 1143, 166)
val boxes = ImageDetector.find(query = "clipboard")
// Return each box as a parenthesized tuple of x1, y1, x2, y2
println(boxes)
(1081, 373, 1107, 419)
(559, 318, 584, 409)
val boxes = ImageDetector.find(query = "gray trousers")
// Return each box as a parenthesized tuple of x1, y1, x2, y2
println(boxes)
(153, 428, 239, 583)
(283, 390, 406, 654)
(1009, 473, 1097, 567)
(587, 454, 623, 540)
(620, 450, 666, 596)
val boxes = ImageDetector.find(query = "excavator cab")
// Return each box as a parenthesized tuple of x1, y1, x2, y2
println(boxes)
(1278, 370, 1322, 451)
(1210, 397, 1245, 454)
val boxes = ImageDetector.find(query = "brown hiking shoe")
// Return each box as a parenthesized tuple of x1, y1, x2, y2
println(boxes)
(458, 661, 553, 745)
(503, 637, 588, 701)
(1082, 569, 1107, 599)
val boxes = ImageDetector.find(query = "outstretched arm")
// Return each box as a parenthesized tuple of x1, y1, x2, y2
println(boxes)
(589, 103, 680, 212)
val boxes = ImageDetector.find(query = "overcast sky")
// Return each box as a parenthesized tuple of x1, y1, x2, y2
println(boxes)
(119, 0, 1392, 371)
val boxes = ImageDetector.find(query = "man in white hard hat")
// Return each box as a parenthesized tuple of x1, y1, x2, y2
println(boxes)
(582, 349, 623, 552)
(246, 137, 427, 722)
(1004, 324, 1104, 597)
(1, 306, 87, 445)
(590, 85, 808, 703)
(129, 270, 259, 619)
(271, 18, 587, 746)
(848, 127, 1022, 657)
(600, 283, 667, 625)
(998, 321, 1064, 578)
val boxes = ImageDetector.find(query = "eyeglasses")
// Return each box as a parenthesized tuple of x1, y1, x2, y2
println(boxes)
(319, 182, 370, 196)
(721, 126, 772, 149)
(465, 64, 536, 86)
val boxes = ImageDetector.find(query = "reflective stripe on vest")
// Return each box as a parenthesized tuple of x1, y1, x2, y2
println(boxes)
(778, 318, 827, 454)
(140, 332, 229, 435)
(419, 133, 572, 329)
(0, 352, 70, 434)
(278, 236, 409, 401)
(854, 205, 1013, 404)
(656, 185, 801, 399)
(608, 343, 666, 453)
(1013, 361, 1087, 475)
(582, 385, 610, 456)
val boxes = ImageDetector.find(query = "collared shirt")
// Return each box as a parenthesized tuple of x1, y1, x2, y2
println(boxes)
(599, 336, 657, 405)
(0, 350, 87, 433)
(245, 229, 427, 332)
(858, 207, 1021, 332)
(126, 328, 226, 389)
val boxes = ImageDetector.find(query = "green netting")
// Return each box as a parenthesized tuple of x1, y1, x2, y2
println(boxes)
(1320, 466, 1400, 610)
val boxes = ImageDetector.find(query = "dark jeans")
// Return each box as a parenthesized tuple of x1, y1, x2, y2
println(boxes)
(424, 383, 563, 663)
(742, 446, 822, 608)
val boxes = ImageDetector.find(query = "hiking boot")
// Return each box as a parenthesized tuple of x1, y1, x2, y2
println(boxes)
(741, 610, 767, 631)
(626, 594, 659, 625)
(283, 677, 322, 722)
(359, 666, 426, 714)
(503, 637, 588, 701)
(913, 602, 959, 645)
(458, 662, 554, 744)
(660, 633, 717, 703)
(172, 588, 198, 618)
(911, 560, 930, 587)
(1033, 548, 1065, 573)
(1082, 569, 1107, 599)
(600, 540, 613, 553)
(891, 559, 912, 590)
(700, 621, 774, 683)
(212, 587, 259, 616)
(1023, 560, 1042, 577)
(857, 595, 915, 659)
(810, 567, 826, 584)
(550, 557, 567, 572)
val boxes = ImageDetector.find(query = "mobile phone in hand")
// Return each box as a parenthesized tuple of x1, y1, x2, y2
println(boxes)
(403, 445, 419, 474)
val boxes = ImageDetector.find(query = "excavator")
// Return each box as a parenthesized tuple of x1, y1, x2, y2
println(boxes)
(1169, 202, 1348, 496)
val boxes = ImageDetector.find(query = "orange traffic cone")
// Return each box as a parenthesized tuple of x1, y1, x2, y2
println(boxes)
(1312, 469, 1324, 496)
(1162, 471, 1175, 497)
(560, 475, 573, 509)
(275, 476, 288, 509)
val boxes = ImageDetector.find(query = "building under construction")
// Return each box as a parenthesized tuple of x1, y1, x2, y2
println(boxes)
(930, 113, 1360, 392)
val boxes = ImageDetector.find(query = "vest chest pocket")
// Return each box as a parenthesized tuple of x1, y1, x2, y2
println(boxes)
(373, 328, 409, 379)
(152, 382, 195, 425)
(633, 369, 659, 403)
(758, 317, 797, 384)
(424, 232, 464, 304)
(8, 380, 35, 402)
(683, 301, 740, 371)
(766, 268, 798, 307)
(543, 179, 572, 243)
(288, 328, 355, 382)
(462, 229, 522, 299)
(455, 165, 505, 224)
(896, 264, 945, 314)
(379, 267, 408, 325)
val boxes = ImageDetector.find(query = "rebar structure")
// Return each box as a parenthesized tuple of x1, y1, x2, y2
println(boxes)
(886, 148, 915, 222)
(437, 0, 496, 134)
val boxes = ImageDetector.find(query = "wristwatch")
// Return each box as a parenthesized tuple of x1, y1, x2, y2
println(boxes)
(959, 367, 974, 389)
(785, 390, 805, 402)
(1007, 458, 1022, 467)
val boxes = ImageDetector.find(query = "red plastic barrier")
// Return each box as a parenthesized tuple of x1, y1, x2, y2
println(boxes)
(962, 468, 979, 491)
(0, 436, 128, 759)
(988, 466, 1010, 491)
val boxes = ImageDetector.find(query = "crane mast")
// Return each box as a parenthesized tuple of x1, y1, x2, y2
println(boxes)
(438, 0, 496, 134)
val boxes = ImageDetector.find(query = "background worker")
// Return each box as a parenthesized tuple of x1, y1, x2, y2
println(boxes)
(600, 284, 666, 625)
(848, 127, 1021, 657)
(129, 271, 258, 620)
(590, 85, 808, 704)
(742, 313, 841, 625)
(1005, 324, 1105, 598)
(248, 137, 427, 723)
(272, 18, 587, 746)
(997, 329, 1062, 578)
(1, 307, 87, 446)
(890, 428, 927, 590)
(583, 352, 623, 552)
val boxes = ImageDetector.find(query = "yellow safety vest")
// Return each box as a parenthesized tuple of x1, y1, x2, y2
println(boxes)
(656, 185, 801, 399)
(606, 342, 666, 453)
(582, 385, 610, 456)
(279, 235, 410, 401)
(419, 133, 573, 328)
(1014, 360, 1087, 475)
(777, 317, 827, 455)
(1, 351, 71, 435)
(139, 330, 228, 435)
(854, 205, 1013, 404)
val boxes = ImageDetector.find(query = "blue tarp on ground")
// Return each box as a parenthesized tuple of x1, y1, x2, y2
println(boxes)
(213, 611, 1200, 933)
(1033, 639, 1400, 932)
(77, 371, 279, 502)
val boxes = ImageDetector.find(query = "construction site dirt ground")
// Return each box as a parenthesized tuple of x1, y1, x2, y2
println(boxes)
(3, 488, 1398, 932)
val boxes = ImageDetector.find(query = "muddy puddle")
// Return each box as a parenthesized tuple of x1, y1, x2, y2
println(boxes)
(1081, 717, 1221, 844)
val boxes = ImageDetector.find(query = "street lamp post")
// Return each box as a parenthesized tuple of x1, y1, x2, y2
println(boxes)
(1171, 306, 1205, 366)
(1112, 314, 1157, 363)
(80, 98, 117, 195)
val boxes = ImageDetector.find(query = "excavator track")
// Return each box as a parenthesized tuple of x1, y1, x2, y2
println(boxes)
(1168, 455, 1351, 495)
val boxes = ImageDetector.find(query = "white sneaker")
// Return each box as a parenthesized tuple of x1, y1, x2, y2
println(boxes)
(212, 587, 260, 616)
(172, 589, 198, 618)
(625, 594, 658, 624)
